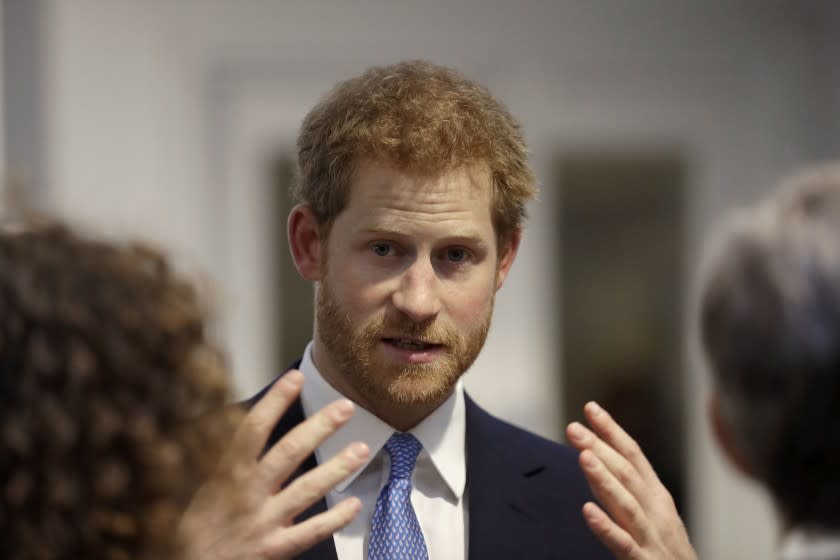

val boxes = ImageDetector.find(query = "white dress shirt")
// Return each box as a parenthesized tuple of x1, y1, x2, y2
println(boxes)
(780, 528, 840, 560)
(298, 342, 468, 560)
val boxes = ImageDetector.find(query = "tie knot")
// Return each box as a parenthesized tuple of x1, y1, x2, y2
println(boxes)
(384, 433, 422, 480)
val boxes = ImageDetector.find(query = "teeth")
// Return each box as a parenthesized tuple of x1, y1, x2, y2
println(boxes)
(393, 339, 429, 350)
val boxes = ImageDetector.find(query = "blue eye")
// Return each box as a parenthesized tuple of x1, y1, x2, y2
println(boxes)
(372, 243, 392, 257)
(446, 248, 468, 262)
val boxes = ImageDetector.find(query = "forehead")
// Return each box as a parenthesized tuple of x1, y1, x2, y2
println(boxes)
(345, 158, 493, 216)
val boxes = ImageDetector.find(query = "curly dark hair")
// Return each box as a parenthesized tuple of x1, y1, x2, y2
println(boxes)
(0, 221, 237, 559)
(700, 164, 840, 530)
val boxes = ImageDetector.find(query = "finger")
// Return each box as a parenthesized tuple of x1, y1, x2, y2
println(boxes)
(582, 501, 645, 560)
(567, 422, 650, 508)
(258, 398, 356, 490)
(262, 497, 362, 559)
(221, 370, 303, 473)
(583, 401, 658, 482)
(579, 449, 654, 547)
(268, 441, 370, 522)
(226, 370, 305, 466)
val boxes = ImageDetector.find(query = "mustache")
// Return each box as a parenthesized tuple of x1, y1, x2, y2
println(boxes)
(370, 317, 460, 344)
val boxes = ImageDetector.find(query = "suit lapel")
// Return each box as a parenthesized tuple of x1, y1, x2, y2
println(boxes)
(464, 395, 612, 560)
(465, 395, 539, 559)
(465, 395, 565, 560)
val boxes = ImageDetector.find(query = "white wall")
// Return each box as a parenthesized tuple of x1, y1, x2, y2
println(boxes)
(18, 1, 840, 557)
(823, 1, 840, 157)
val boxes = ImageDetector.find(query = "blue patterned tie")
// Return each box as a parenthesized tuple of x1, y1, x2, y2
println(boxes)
(368, 433, 429, 560)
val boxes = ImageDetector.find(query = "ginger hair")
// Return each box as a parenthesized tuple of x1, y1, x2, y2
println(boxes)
(296, 60, 536, 241)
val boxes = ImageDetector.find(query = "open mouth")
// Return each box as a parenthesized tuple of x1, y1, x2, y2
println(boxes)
(382, 337, 443, 352)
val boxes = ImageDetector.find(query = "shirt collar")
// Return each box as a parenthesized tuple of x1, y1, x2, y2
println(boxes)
(298, 341, 466, 498)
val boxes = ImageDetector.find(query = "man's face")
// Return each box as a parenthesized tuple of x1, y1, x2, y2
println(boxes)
(313, 158, 516, 411)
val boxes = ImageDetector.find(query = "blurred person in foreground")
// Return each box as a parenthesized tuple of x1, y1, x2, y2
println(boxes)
(566, 164, 840, 560)
(0, 219, 370, 559)
(196, 59, 613, 560)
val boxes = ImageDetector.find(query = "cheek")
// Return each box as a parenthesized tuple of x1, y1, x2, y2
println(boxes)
(331, 277, 390, 320)
(441, 262, 499, 323)
(327, 250, 391, 294)
(444, 283, 495, 327)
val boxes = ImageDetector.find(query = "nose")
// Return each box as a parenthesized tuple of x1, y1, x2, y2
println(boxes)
(391, 258, 442, 323)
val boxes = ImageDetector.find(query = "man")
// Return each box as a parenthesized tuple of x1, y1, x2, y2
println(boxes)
(0, 219, 368, 560)
(198, 60, 613, 559)
(567, 164, 840, 560)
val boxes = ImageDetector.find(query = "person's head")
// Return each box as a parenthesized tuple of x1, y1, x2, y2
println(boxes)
(700, 164, 840, 531)
(288, 60, 535, 428)
(295, 59, 535, 244)
(0, 220, 234, 559)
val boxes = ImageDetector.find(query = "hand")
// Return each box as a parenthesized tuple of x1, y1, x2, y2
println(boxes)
(177, 370, 369, 560)
(566, 402, 698, 560)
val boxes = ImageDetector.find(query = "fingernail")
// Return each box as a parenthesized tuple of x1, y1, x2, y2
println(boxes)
(586, 401, 603, 416)
(332, 399, 355, 421)
(349, 442, 369, 460)
(282, 370, 303, 388)
(567, 422, 586, 442)
(583, 502, 600, 522)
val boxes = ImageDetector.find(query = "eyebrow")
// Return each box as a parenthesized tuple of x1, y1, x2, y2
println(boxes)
(357, 224, 489, 246)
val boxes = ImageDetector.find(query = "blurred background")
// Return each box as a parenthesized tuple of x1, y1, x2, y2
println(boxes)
(3, 0, 839, 557)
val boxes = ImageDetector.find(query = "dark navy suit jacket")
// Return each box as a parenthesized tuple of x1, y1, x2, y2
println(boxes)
(250, 366, 615, 560)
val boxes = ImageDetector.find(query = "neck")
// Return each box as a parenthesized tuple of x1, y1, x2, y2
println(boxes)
(310, 339, 449, 431)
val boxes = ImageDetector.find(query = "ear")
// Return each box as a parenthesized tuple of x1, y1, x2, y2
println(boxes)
(708, 391, 755, 479)
(288, 204, 324, 281)
(495, 228, 522, 291)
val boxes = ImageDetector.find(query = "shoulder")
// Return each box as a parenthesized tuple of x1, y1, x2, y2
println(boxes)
(465, 393, 580, 464)
(466, 396, 593, 508)
(242, 364, 307, 451)
(464, 395, 614, 559)
(242, 360, 304, 409)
